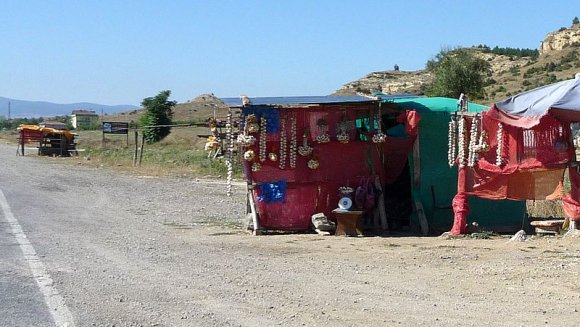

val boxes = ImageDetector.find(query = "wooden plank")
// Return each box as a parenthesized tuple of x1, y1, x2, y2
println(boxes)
(139, 132, 145, 166)
(412, 138, 421, 189)
(413, 198, 429, 235)
(374, 176, 389, 230)
(133, 129, 138, 166)
(247, 186, 261, 235)
(530, 220, 564, 227)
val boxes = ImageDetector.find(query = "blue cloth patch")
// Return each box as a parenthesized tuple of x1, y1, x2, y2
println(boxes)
(257, 180, 287, 203)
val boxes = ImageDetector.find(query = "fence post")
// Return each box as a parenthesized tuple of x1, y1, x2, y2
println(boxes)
(139, 132, 145, 166)
(133, 128, 138, 167)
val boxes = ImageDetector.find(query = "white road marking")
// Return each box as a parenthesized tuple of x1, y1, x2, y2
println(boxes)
(0, 189, 75, 327)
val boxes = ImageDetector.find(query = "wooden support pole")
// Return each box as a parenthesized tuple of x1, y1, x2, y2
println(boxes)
(60, 134, 65, 156)
(450, 166, 469, 235)
(374, 176, 389, 231)
(247, 183, 261, 235)
(139, 132, 145, 166)
(18, 136, 24, 156)
(133, 128, 138, 167)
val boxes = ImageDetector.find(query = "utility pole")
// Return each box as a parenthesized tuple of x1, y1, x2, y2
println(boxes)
(7, 101, 11, 129)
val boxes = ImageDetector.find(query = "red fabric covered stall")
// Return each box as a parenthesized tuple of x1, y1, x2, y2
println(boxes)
(229, 96, 418, 232)
(449, 77, 580, 234)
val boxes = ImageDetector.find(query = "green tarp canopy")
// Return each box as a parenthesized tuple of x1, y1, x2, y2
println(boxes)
(383, 96, 526, 233)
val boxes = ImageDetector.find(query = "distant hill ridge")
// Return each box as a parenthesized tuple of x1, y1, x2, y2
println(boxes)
(334, 22, 580, 104)
(0, 96, 138, 118)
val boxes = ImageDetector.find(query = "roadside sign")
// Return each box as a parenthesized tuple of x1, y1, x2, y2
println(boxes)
(102, 122, 129, 134)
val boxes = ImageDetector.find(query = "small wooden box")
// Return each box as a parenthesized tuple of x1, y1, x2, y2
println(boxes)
(332, 209, 365, 236)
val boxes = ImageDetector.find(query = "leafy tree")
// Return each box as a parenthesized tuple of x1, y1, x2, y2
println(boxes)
(139, 90, 177, 144)
(0, 117, 43, 129)
(425, 48, 491, 99)
(573, 16, 579, 25)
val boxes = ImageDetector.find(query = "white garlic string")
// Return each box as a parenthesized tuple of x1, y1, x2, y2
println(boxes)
(496, 122, 504, 166)
(468, 115, 479, 167)
(457, 116, 466, 168)
(259, 116, 267, 162)
(448, 117, 457, 167)
(289, 113, 297, 168)
(226, 106, 233, 196)
(279, 112, 287, 169)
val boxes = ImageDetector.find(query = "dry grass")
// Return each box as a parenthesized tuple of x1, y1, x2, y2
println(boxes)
(0, 127, 242, 179)
(527, 200, 565, 218)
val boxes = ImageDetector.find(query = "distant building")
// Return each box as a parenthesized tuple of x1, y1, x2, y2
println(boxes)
(71, 110, 99, 129)
(40, 121, 67, 130)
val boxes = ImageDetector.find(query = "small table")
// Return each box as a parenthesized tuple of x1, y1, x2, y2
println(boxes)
(332, 209, 365, 236)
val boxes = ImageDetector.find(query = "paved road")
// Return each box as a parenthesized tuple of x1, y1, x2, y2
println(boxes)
(1, 143, 579, 327)
(0, 143, 247, 326)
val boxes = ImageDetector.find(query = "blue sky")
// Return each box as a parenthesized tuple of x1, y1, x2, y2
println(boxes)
(1, 0, 579, 106)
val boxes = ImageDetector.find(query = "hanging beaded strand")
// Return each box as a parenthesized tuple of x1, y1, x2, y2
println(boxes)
(448, 116, 457, 167)
(457, 116, 466, 168)
(467, 115, 480, 167)
(496, 122, 504, 166)
(226, 106, 234, 196)
(278, 112, 287, 169)
(298, 129, 313, 156)
(289, 113, 297, 168)
(372, 104, 387, 143)
(259, 116, 267, 162)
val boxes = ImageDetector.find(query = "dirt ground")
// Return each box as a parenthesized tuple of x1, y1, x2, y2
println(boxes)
(1, 142, 579, 326)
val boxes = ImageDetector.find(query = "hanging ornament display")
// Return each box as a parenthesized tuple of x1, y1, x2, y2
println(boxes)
(496, 122, 504, 166)
(307, 158, 320, 170)
(226, 106, 234, 197)
(236, 134, 256, 146)
(475, 130, 490, 154)
(251, 162, 262, 172)
(372, 132, 387, 143)
(338, 186, 354, 197)
(315, 117, 330, 143)
(467, 115, 480, 167)
(279, 112, 287, 169)
(336, 115, 350, 144)
(289, 113, 297, 168)
(258, 116, 267, 162)
(457, 116, 467, 168)
(447, 116, 457, 167)
(372, 105, 387, 143)
(245, 114, 259, 133)
(243, 149, 255, 161)
(336, 132, 349, 143)
(298, 129, 313, 156)
(268, 151, 278, 162)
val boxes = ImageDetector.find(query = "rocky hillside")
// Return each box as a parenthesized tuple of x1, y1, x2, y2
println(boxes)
(334, 23, 580, 105)
(103, 94, 233, 124)
(334, 70, 430, 96)
(540, 23, 580, 54)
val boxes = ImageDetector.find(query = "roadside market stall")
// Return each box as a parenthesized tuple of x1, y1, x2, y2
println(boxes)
(224, 95, 419, 234)
(448, 76, 580, 235)
(17, 124, 76, 157)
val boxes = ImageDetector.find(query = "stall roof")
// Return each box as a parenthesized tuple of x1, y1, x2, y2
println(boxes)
(222, 94, 417, 108)
(379, 96, 489, 113)
(492, 75, 580, 128)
